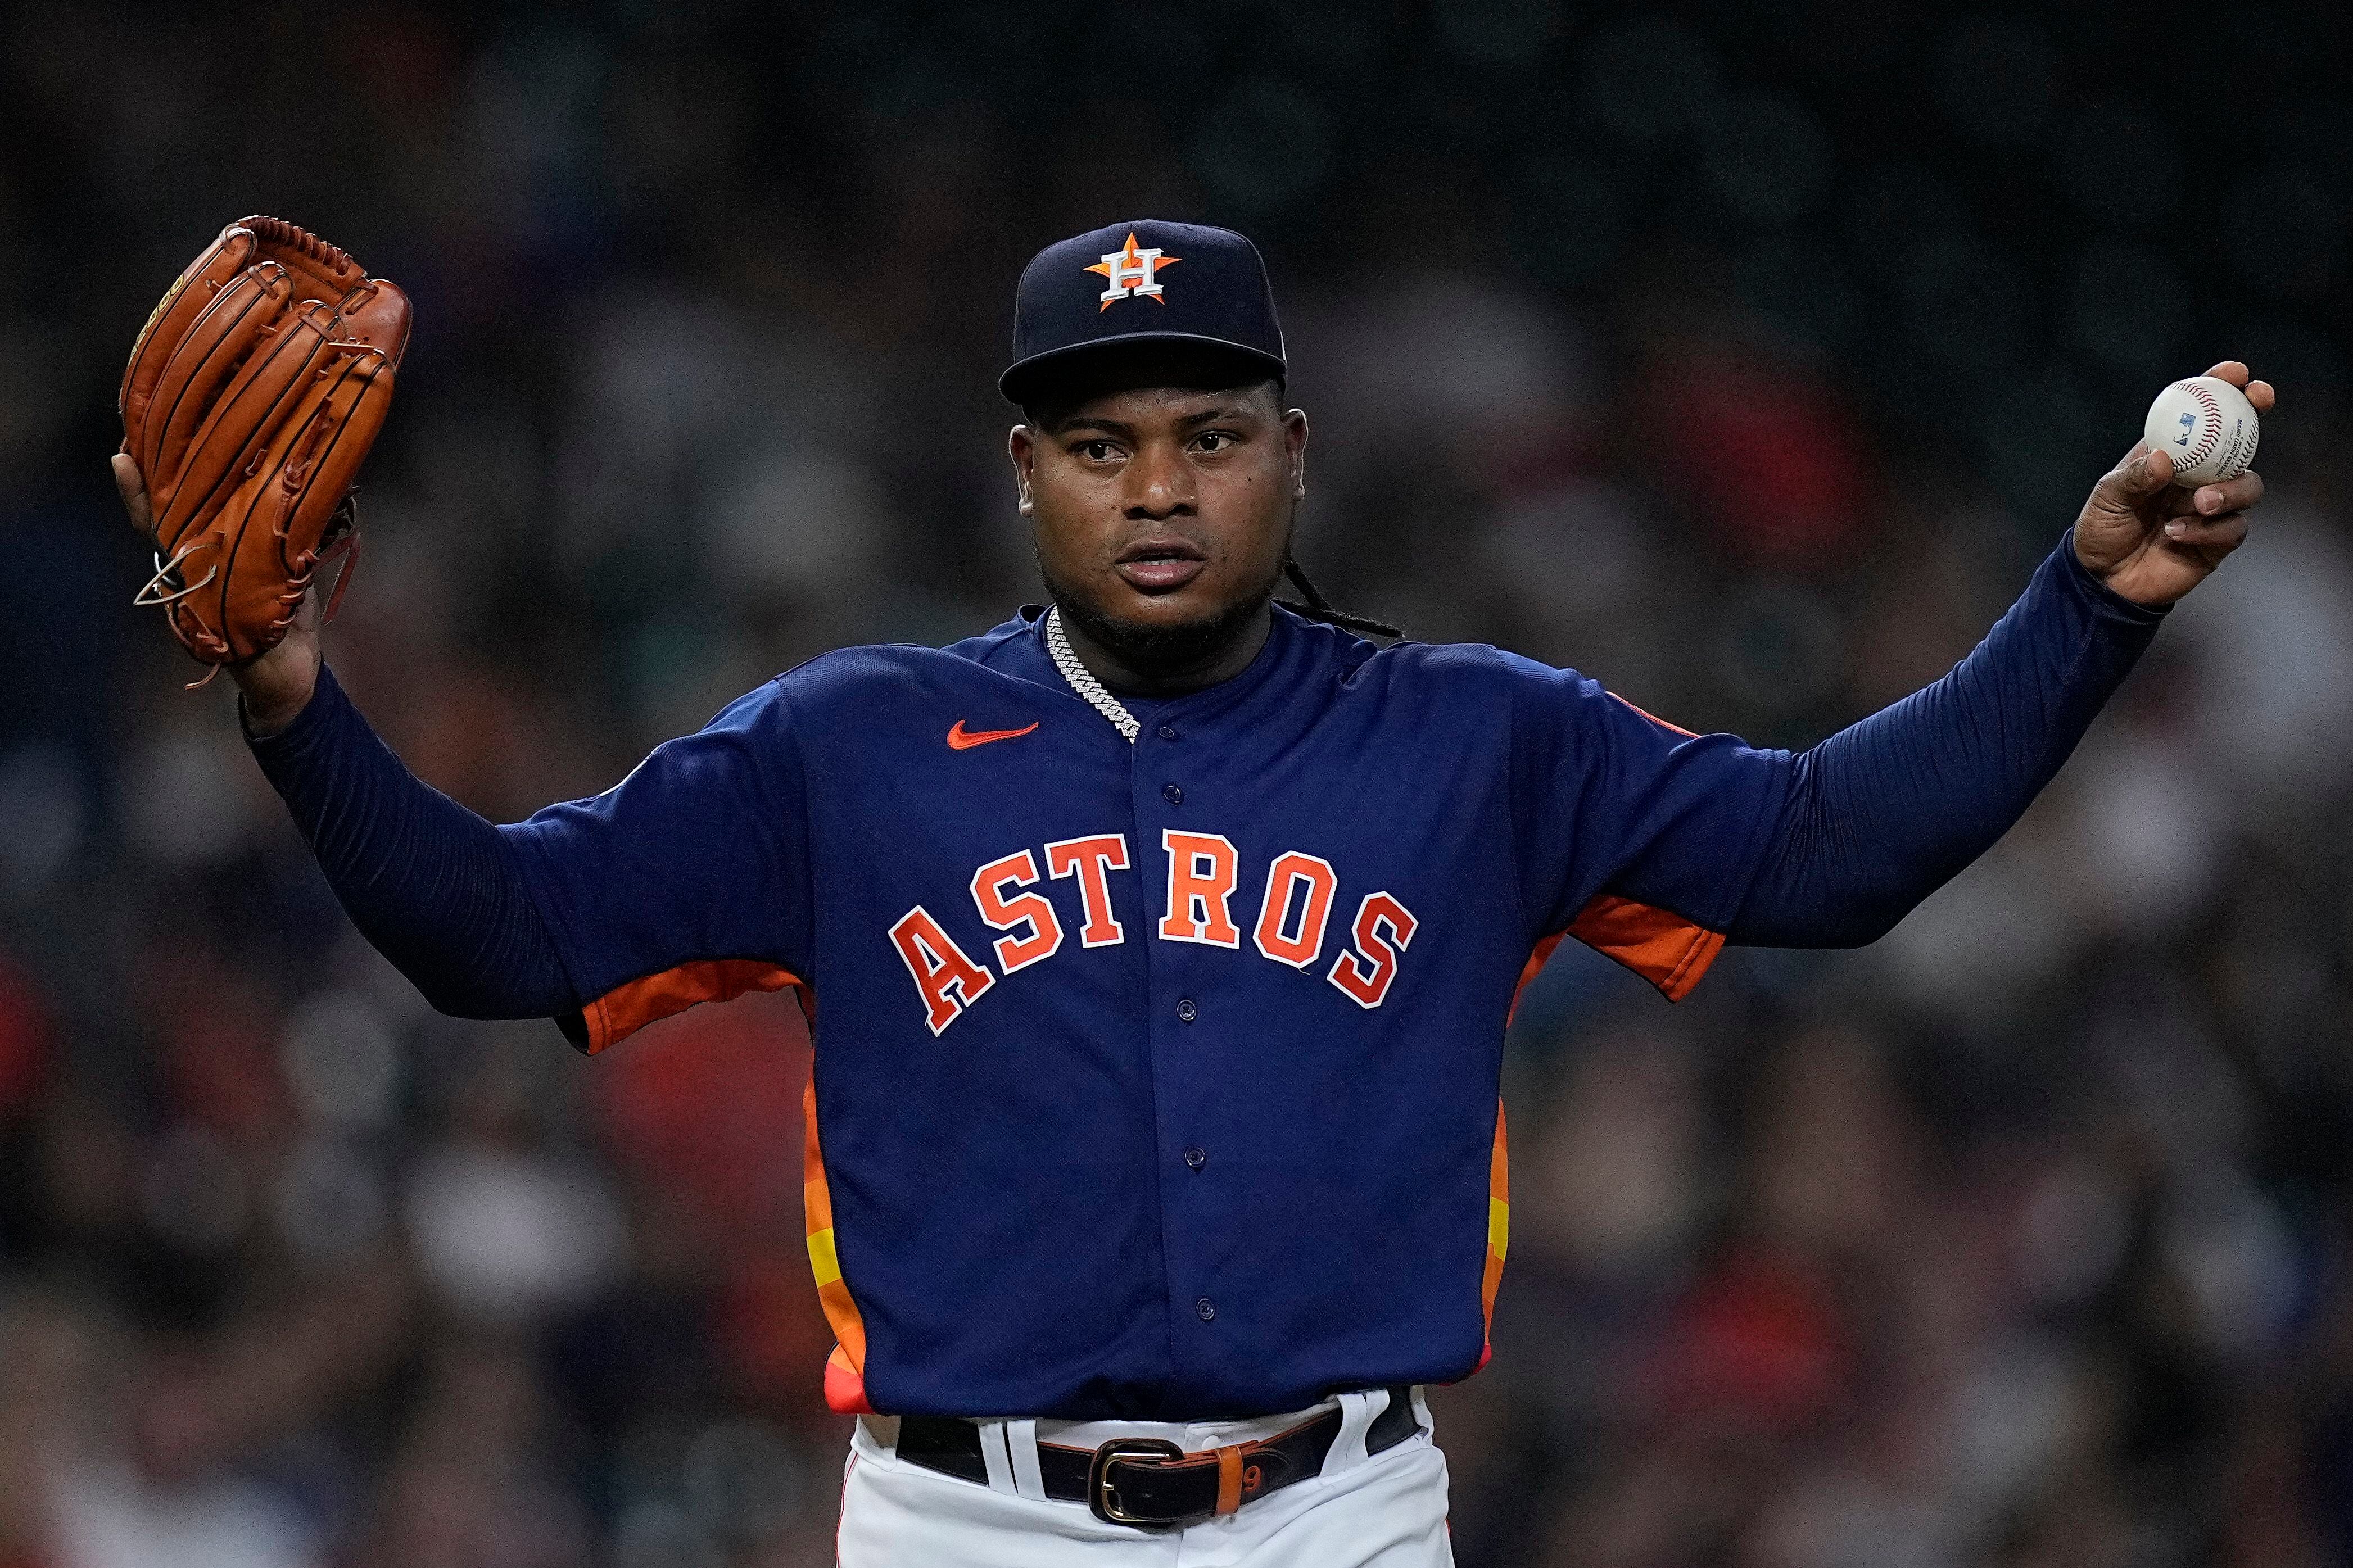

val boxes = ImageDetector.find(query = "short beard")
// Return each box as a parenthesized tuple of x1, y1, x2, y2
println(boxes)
(1039, 554, 1285, 686)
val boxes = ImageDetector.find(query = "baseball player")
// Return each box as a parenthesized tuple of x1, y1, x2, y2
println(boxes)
(115, 220, 2269, 1564)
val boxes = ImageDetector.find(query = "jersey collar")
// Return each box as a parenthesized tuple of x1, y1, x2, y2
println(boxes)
(1021, 600, 1315, 737)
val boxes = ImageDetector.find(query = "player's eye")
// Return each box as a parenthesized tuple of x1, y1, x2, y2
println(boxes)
(1194, 431, 1234, 452)
(1074, 439, 1120, 462)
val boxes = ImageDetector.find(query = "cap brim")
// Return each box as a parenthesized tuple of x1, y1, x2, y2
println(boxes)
(999, 333, 1287, 405)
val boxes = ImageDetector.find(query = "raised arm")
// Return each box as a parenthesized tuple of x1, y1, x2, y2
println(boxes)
(1728, 530, 2159, 945)
(243, 661, 811, 1049)
(1516, 365, 2271, 992)
(112, 459, 812, 1050)
(1732, 364, 2271, 946)
(246, 664, 577, 1018)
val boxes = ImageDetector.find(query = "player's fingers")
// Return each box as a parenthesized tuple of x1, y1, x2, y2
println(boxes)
(2196, 469, 2262, 515)
(2202, 360, 2250, 388)
(2163, 510, 2248, 550)
(2246, 378, 2275, 413)
(111, 452, 156, 540)
(2161, 470, 2264, 518)
(2104, 443, 2171, 497)
(2097, 441, 2168, 499)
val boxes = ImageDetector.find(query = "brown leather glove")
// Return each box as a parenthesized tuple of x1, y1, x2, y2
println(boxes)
(119, 216, 411, 681)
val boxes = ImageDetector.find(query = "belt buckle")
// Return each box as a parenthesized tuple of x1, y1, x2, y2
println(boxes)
(1087, 1436, 1187, 1527)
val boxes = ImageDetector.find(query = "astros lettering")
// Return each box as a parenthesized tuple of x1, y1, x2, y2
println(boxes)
(886, 828, 1418, 1034)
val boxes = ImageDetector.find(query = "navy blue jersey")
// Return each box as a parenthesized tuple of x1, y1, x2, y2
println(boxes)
(252, 536, 2163, 1420)
(498, 605, 1789, 1419)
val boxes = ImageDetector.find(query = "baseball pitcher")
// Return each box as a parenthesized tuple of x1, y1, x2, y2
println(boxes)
(113, 219, 2270, 1565)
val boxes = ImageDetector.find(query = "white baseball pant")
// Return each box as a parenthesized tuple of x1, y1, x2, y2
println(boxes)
(835, 1387, 1454, 1566)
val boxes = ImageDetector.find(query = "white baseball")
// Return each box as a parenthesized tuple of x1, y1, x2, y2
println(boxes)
(2143, 375, 2259, 486)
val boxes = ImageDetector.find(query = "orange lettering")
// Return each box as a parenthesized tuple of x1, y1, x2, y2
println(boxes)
(1159, 831, 1241, 948)
(1327, 892, 1417, 1008)
(1045, 834, 1130, 948)
(888, 905, 996, 1034)
(970, 850, 1064, 973)
(1252, 851, 1338, 968)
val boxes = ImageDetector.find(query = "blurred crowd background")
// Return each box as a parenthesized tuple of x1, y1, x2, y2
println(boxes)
(3, 2, 2350, 1564)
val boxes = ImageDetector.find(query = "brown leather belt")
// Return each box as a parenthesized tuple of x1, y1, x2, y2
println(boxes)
(894, 1386, 1422, 1528)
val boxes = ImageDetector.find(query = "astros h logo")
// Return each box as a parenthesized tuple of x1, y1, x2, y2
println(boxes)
(1085, 232, 1180, 311)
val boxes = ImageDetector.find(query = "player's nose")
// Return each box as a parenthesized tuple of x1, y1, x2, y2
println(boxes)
(1121, 439, 1196, 519)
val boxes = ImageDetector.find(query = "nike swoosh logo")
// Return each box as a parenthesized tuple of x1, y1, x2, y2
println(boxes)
(947, 720, 1040, 751)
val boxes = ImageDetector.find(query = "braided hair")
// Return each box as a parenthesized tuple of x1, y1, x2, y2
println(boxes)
(1279, 556, 1399, 638)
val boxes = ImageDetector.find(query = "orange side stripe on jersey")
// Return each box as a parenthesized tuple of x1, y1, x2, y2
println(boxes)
(1479, 927, 1563, 1373)
(1508, 933, 1565, 1027)
(1479, 1098, 1509, 1363)
(582, 959, 802, 1054)
(805, 1078, 874, 1413)
(1567, 895, 1725, 1001)
(825, 1344, 874, 1415)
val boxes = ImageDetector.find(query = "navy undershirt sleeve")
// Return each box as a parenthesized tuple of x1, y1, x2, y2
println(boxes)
(1727, 529, 2168, 946)
(250, 665, 811, 1045)
(247, 664, 577, 1020)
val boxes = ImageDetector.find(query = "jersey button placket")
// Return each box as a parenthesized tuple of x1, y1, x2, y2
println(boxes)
(1135, 719, 1217, 1365)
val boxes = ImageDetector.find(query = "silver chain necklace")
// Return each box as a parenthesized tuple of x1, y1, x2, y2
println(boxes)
(1044, 606, 1139, 743)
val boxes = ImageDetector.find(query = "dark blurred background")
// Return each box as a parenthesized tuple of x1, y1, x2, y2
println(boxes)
(4, 3, 2351, 1564)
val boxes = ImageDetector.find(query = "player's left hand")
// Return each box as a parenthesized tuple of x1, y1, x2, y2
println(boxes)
(113, 452, 326, 731)
(2072, 361, 2273, 607)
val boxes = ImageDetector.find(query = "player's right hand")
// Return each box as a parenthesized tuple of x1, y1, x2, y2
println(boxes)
(2070, 361, 2270, 609)
(113, 454, 323, 733)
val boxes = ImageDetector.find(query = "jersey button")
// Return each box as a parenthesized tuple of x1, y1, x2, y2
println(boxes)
(1183, 1146, 1207, 1171)
(1162, 783, 1183, 805)
(1176, 998, 1197, 1023)
(1195, 1297, 1216, 1322)
(1157, 724, 1178, 742)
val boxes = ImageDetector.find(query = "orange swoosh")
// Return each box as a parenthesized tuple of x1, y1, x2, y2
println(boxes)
(947, 719, 1039, 751)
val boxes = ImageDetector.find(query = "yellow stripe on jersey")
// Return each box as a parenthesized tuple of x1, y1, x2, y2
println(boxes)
(807, 1226, 842, 1289)
(805, 1075, 874, 1412)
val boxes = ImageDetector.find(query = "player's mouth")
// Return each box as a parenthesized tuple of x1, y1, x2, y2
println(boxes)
(1114, 537, 1208, 593)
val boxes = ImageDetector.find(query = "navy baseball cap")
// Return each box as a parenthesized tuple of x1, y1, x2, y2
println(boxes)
(1000, 219, 1287, 405)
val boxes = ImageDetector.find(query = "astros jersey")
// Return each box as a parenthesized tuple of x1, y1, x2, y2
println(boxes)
(501, 605, 1791, 1420)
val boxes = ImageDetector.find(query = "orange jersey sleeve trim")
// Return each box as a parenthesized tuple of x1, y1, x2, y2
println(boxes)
(1567, 895, 1725, 1001)
(1608, 691, 1699, 739)
(805, 1077, 874, 1414)
(581, 959, 802, 1054)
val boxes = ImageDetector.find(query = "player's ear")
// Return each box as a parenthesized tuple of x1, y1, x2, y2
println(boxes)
(1008, 424, 1037, 516)
(1284, 407, 1309, 501)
